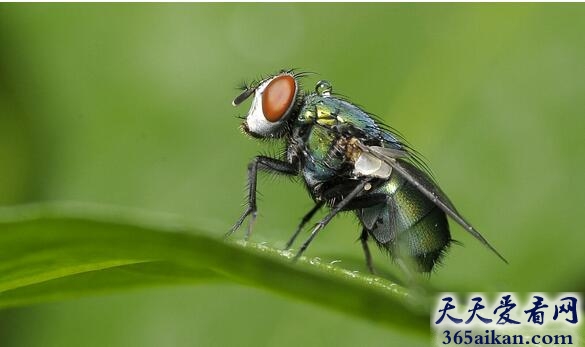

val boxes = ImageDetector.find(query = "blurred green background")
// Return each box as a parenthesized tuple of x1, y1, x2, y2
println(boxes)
(1, 3, 584, 347)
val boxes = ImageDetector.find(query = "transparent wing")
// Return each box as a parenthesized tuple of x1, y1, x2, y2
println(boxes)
(360, 143, 508, 264)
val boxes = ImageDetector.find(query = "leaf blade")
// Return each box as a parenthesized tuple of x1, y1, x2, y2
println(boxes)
(0, 205, 430, 336)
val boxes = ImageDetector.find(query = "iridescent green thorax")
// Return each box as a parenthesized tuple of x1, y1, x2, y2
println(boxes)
(297, 94, 401, 145)
(291, 94, 404, 189)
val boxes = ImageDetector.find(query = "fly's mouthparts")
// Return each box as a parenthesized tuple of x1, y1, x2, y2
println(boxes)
(241, 121, 249, 132)
(241, 121, 262, 139)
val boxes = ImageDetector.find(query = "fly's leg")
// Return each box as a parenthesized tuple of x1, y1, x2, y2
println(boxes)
(360, 228, 376, 275)
(285, 201, 324, 250)
(293, 178, 373, 261)
(286, 181, 359, 249)
(342, 194, 387, 274)
(285, 190, 385, 250)
(227, 156, 297, 240)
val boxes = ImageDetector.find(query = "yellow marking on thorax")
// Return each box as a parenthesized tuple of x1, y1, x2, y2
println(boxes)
(316, 105, 336, 126)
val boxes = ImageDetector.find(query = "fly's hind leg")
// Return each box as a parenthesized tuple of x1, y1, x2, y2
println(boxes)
(360, 228, 376, 275)
(341, 194, 387, 275)
(227, 156, 297, 240)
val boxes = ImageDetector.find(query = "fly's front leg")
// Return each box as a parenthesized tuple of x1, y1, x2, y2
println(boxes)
(227, 156, 297, 240)
(293, 178, 373, 261)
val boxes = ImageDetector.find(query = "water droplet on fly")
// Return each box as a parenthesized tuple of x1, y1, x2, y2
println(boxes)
(315, 80, 332, 97)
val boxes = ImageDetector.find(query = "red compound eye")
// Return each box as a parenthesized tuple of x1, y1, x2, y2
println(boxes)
(262, 75, 296, 122)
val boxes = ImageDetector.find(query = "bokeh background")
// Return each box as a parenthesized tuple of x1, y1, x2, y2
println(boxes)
(1, 3, 584, 346)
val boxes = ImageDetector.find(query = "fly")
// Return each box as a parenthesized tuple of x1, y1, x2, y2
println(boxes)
(227, 69, 507, 274)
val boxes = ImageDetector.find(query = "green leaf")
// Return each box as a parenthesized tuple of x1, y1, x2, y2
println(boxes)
(0, 204, 430, 337)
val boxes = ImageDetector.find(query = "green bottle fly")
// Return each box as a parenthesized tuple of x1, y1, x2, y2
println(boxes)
(228, 69, 506, 274)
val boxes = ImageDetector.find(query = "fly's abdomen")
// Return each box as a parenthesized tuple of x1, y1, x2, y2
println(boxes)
(359, 173, 451, 272)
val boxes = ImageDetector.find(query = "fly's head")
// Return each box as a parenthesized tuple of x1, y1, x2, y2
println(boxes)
(232, 70, 303, 139)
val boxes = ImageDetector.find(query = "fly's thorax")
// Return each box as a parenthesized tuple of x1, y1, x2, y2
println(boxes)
(296, 95, 348, 127)
(290, 123, 352, 193)
(296, 95, 400, 180)
(300, 129, 345, 184)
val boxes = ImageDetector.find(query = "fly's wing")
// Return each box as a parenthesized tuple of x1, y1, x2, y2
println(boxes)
(360, 143, 508, 264)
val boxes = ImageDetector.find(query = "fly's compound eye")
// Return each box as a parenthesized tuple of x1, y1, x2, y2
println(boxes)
(242, 73, 298, 138)
(261, 75, 297, 122)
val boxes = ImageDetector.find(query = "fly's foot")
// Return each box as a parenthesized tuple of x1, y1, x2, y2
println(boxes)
(366, 262, 377, 275)
(292, 221, 325, 262)
(226, 207, 257, 240)
(245, 210, 257, 241)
